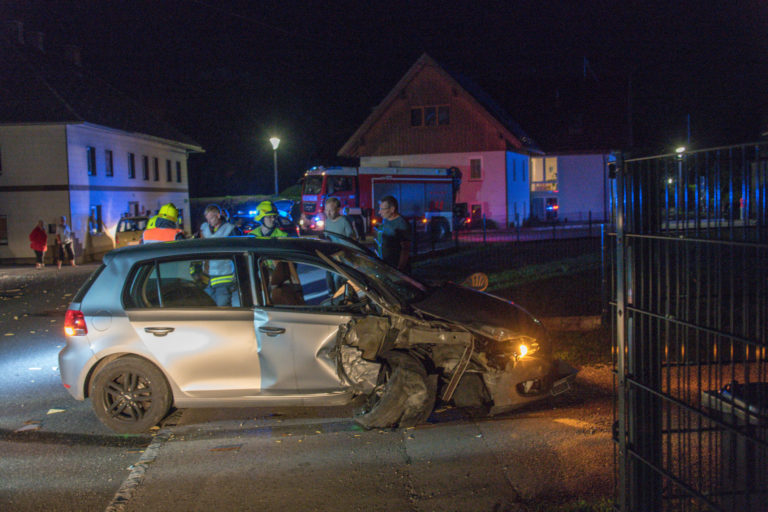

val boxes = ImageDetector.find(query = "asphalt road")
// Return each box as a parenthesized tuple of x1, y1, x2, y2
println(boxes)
(0, 263, 613, 512)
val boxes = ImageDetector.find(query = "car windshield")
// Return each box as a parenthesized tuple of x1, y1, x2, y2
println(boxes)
(303, 176, 323, 195)
(331, 249, 428, 305)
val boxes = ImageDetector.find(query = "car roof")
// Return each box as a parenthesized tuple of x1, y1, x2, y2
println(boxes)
(103, 236, 351, 265)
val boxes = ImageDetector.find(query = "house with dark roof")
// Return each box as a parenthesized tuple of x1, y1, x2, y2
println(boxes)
(0, 21, 203, 263)
(338, 53, 613, 226)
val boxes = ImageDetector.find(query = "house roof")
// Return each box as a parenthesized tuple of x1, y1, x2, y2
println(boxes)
(0, 31, 203, 152)
(338, 53, 542, 157)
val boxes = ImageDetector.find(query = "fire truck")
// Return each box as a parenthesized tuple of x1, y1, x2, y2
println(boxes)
(299, 166, 461, 238)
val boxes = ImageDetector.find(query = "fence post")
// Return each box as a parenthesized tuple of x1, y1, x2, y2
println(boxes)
(552, 222, 556, 240)
(411, 218, 417, 256)
(482, 214, 487, 243)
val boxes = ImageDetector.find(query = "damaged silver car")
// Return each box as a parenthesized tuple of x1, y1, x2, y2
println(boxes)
(59, 237, 576, 434)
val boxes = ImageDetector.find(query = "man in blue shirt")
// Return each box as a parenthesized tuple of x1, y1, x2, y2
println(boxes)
(377, 195, 412, 272)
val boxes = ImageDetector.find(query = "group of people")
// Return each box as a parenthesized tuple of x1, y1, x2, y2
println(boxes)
(28, 216, 76, 270)
(28, 195, 412, 275)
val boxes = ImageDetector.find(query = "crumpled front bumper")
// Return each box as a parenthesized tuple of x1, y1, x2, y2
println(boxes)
(483, 357, 578, 415)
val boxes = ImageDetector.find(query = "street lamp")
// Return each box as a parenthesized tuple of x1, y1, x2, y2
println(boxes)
(269, 137, 280, 196)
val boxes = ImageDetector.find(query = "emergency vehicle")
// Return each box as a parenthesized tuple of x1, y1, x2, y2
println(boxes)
(299, 166, 461, 237)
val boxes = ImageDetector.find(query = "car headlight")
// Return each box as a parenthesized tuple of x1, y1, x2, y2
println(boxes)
(509, 335, 539, 360)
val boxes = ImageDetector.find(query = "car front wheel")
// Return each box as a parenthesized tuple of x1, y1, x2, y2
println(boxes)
(89, 356, 172, 434)
(355, 351, 435, 429)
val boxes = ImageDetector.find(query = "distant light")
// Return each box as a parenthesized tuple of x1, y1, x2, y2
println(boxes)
(270, 137, 280, 150)
(675, 146, 686, 154)
(421, 217, 428, 224)
(248, 210, 257, 216)
(667, 178, 673, 184)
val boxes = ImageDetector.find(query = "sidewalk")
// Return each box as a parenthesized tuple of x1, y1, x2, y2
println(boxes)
(0, 262, 99, 287)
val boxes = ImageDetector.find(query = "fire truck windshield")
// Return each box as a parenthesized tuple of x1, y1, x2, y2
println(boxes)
(304, 176, 323, 194)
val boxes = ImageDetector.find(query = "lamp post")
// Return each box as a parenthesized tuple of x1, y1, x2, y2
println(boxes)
(269, 137, 280, 196)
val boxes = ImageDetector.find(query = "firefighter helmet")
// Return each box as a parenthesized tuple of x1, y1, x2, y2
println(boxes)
(157, 203, 178, 223)
(254, 201, 278, 222)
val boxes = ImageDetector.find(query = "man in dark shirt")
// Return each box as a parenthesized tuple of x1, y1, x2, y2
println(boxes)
(377, 195, 412, 272)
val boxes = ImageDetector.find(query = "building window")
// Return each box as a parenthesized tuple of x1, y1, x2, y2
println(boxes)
(176, 161, 182, 183)
(153, 157, 159, 181)
(128, 153, 136, 179)
(0, 214, 7, 245)
(437, 106, 449, 125)
(89, 205, 103, 234)
(470, 158, 482, 180)
(424, 106, 436, 126)
(105, 149, 113, 177)
(411, 105, 449, 127)
(165, 159, 172, 182)
(142, 155, 149, 180)
(530, 157, 557, 192)
(410, 108, 422, 127)
(86, 146, 96, 176)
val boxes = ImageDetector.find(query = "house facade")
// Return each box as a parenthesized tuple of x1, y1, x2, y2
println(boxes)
(340, 53, 612, 227)
(0, 22, 202, 263)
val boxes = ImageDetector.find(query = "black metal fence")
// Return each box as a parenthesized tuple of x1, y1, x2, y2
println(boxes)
(408, 216, 608, 256)
(612, 143, 768, 511)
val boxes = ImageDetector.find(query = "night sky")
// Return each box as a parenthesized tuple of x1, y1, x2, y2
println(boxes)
(3, 0, 767, 197)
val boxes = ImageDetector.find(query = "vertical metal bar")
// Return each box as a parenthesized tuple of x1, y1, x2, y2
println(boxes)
(614, 154, 628, 512)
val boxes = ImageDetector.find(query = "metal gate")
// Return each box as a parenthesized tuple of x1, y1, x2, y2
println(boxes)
(612, 143, 768, 511)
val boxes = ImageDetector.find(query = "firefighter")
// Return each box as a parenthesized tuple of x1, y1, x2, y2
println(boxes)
(141, 203, 184, 243)
(250, 201, 289, 239)
(199, 204, 239, 306)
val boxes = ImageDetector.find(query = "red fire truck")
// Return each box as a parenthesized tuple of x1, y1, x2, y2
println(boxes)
(299, 166, 461, 238)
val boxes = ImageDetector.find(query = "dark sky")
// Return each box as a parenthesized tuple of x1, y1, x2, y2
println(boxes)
(3, 0, 767, 197)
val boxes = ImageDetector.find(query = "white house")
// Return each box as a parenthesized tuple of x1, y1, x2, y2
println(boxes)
(340, 54, 613, 227)
(0, 22, 203, 263)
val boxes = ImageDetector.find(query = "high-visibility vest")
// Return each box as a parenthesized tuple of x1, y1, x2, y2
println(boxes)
(142, 227, 183, 243)
(249, 227, 288, 239)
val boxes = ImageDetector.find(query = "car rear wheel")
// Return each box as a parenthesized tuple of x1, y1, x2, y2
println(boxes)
(90, 356, 172, 434)
(355, 351, 435, 429)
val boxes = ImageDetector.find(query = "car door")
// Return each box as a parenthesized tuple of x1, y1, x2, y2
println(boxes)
(125, 254, 274, 398)
(255, 257, 358, 394)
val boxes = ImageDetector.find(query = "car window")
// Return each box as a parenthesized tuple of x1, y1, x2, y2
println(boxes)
(258, 258, 364, 310)
(124, 256, 243, 308)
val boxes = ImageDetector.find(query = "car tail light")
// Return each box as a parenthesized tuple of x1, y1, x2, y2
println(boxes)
(64, 309, 87, 336)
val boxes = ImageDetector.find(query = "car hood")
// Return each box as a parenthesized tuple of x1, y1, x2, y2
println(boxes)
(409, 282, 543, 340)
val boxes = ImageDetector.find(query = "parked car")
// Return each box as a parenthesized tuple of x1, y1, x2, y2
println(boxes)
(114, 216, 149, 248)
(59, 237, 576, 433)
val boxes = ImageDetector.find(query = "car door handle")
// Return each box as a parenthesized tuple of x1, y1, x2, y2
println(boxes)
(259, 326, 286, 337)
(144, 327, 175, 337)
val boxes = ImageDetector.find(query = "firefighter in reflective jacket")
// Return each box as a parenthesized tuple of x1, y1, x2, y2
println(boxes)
(141, 203, 184, 243)
(250, 201, 289, 239)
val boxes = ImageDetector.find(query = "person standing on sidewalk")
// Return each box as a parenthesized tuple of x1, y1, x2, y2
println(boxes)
(29, 220, 48, 269)
(55, 216, 76, 269)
